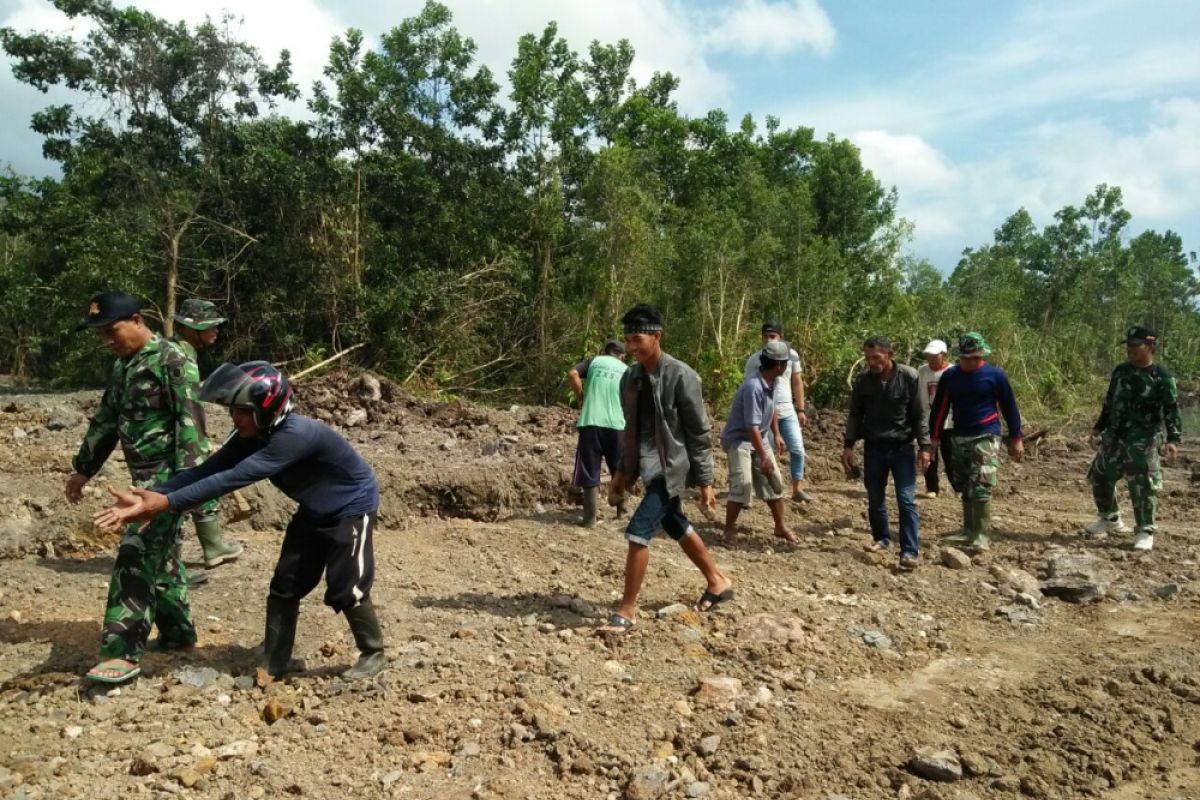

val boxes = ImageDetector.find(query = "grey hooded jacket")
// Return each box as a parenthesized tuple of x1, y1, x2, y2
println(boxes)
(618, 352, 714, 499)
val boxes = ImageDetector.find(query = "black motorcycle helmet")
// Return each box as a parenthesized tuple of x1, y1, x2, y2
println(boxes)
(199, 361, 294, 432)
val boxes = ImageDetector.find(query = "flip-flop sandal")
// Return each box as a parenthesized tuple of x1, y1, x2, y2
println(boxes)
(774, 530, 799, 545)
(594, 614, 635, 636)
(694, 589, 734, 612)
(863, 541, 890, 553)
(86, 659, 142, 684)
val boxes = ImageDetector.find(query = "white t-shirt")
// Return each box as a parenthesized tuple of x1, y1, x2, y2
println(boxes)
(744, 346, 802, 419)
(917, 363, 952, 429)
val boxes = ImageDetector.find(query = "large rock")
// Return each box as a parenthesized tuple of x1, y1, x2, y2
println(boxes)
(735, 613, 816, 645)
(342, 408, 369, 428)
(941, 548, 973, 569)
(908, 748, 963, 782)
(625, 764, 671, 800)
(1040, 552, 1113, 603)
(693, 676, 744, 705)
(0, 517, 35, 558)
(989, 564, 1042, 597)
(352, 373, 383, 402)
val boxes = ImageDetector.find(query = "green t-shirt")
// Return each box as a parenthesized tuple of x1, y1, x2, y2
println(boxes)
(577, 354, 627, 430)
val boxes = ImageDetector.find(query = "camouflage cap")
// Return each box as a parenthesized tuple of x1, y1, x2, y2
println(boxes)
(956, 331, 992, 357)
(174, 299, 227, 331)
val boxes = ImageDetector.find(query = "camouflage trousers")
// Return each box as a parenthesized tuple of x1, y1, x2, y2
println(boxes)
(949, 434, 1001, 502)
(100, 466, 196, 662)
(1087, 432, 1162, 532)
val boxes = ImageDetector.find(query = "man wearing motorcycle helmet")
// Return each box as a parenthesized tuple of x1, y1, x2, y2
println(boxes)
(94, 361, 387, 681)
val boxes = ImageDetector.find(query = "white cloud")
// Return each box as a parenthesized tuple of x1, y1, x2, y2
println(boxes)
(851, 130, 957, 192)
(704, 0, 835, 58)
(855, 99, 1200, 269)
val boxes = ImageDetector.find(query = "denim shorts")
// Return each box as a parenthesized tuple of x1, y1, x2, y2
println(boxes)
(625, 475, 693, 546)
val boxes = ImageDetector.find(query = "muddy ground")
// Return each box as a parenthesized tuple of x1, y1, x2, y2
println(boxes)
(1, 372, 1198, 800)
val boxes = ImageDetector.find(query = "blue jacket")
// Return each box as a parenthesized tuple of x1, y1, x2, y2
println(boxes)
(929, 363, 1022, 440)
(156, 413, 379, 522)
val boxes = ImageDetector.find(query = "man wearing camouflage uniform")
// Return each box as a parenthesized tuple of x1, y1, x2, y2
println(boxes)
(928, 332, 1024, 550)
(65, 292, 202, 683)
(172, 299, 243, 581)
(1085, 326, 1181, 551)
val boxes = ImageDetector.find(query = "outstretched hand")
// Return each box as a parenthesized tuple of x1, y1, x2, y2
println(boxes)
(93, 487, 169, 531)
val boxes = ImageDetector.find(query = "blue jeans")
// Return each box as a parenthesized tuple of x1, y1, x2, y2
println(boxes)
(776, 414, 805, 481)
(863, 441, 919, 557)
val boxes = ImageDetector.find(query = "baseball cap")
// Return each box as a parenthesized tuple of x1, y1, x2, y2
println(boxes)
(1123, 325, 1157, 345)
(761, 320, 783, 336)
(956, 332, 992, 357)
(603, 338, 626, 354)
(174, 298, 227, 331)
(77, 291, 141, 331)
(923, 339, 948, 355)
(762, 340, 790, 362)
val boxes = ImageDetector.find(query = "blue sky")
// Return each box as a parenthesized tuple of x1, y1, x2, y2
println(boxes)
(2, 0, 1198, 270)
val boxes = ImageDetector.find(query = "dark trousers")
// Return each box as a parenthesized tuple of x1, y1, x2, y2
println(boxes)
(270, 510, 377, 612)
(923, 436, 956, 494)
(863, 440, 919, 557)
(572, 425, 622, 487)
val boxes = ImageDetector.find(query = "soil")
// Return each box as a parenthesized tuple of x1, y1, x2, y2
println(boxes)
(1, 371, 1198, 800)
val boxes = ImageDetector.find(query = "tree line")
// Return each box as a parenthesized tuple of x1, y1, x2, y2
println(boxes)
(1, 0, 1196, 416)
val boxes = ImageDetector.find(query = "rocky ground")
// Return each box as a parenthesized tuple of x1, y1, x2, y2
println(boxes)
(1, 372, 1199, 800)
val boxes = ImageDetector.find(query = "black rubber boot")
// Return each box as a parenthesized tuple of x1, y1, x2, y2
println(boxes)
(581, 486, 599, 527)
(261, 596, 302, 678)
(342, 599, 387, 680)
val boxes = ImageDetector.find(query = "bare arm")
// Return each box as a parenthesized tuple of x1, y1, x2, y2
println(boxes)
(567, 369, 584, 406)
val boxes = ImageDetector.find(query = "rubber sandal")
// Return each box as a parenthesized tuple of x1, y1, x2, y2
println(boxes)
(86, 659, 142, 684)
(694, 589, 734, 612)
(594, 613, 635, 636)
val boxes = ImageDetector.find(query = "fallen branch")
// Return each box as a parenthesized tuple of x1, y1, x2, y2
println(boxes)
(291, 343, 366, 382)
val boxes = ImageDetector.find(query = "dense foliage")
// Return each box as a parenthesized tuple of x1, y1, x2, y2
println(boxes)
(2, 0, 1196, 416)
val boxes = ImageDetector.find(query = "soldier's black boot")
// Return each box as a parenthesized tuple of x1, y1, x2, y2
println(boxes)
(342, 599, 387, 680)
(261, 596, 302, 678)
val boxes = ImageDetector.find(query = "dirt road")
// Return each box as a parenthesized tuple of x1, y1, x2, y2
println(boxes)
(1, 374, 1198, 800)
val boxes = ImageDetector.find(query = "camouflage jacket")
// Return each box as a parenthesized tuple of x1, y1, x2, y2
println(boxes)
(1094, 362, 1182, 443)
(170, 335, 213, 460)
(72, 335, 206, 483)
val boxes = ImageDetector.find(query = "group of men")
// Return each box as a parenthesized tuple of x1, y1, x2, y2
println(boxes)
(571, 311, 1181, 632)
(71, 292, 387, 684)
(70, 288, 1183, 671)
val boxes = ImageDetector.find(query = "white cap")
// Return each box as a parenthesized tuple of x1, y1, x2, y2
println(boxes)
(923, 339, 948, 355)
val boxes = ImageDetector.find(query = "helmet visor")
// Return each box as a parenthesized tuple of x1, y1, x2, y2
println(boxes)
(199, 362, 260, 407)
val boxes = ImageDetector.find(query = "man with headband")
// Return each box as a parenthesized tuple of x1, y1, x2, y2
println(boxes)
(595, 305, 731, 635)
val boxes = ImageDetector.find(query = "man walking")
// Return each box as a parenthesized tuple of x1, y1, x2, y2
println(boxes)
(917, 339, 956, 499)
(929, 332, 1024, 550)
(65, 292, 201, 683)
(95, 361, 387, 680)
(842, 336, 931, 570)
(1084, 326, 1181, 551)
(172, 299, 243, 583)
(595, 305, 731, 635)
(723, 340, 796, 545)
(566, 340, 628, 526)
(744, 321, 810, 502)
